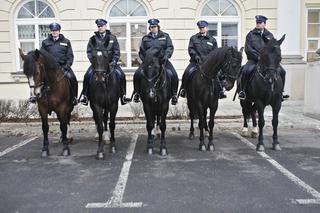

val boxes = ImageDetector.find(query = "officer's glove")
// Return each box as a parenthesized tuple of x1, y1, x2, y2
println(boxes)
(195, 55, 201, 64)
(110, 60, 117, 69)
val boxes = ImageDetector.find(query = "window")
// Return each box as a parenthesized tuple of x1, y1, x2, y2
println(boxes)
(107, 0, 149, 70)
(15, 0, 55, 70)
(200, 0, 240, 49)
(307, 9, 320, 62)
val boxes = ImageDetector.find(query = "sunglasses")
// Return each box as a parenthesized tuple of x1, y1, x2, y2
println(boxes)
(150, 25, 157, 28)
(97, 25, 105, 28)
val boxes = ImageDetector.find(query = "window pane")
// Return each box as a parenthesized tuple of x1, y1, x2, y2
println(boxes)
(131, 38, 141, 52)
(223, 6, 237, 16)
(22, 1, 36, 17)
(208, 23, 217, 36)
(308, 40, 318, 50)
(39, 25, 50, 46)
(131, 53, 141, 67)
(110, 6, 126, 16)
(308, 10, 320, 23)
(118, 39, 126, 51)
(118, 53, 127, 67)
(131, 5, 147, 16)
(18, 25, 35, 39)
(18, 7, 34, 18)
(131, 24, 146, 37)
(307, 52, 319, 61)
(110, 24, 126, 37)
(222, 39, 238, 49)
(222, 23, 237, 36)
(127, 0, 140, 15)
(38, 7, 55, 18)
(20, 42, 35, 69)
(201, 5, 218, 16)
(308, 24, 320, 37)
(220, 0, 231, 14)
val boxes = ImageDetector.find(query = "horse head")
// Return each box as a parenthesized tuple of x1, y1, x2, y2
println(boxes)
(90, 36, 111, 82)
(19, 48, 48, 98)
(143, 47, 163, 79)
(221, 47, 243, 91)
(259, 34, 285, 82)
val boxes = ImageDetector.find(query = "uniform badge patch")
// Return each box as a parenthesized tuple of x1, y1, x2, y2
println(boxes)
(207, 42, 213, 46)
(110, 40, 114, 43)
(60, 43, 68, 46)
(158, 37, 166, 40)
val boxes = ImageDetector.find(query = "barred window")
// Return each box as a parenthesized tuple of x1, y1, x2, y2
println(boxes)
(200, 0, 240, 49)
(16, 0, 55, 70)
(107, 0, 149, 70)
(307, 9, 320, 62)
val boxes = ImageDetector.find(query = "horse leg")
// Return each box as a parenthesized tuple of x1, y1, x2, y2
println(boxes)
(251, 104, 258, 138)
(189, 111, 195, 140)
(40, 112, 50, 157)
(156, 115, 161, 139)
(59, 117, 70, 156)
(159, 114, 168, 156)
(146, 114, 155, 155)
(109, 105, 118, 154)
(103, 111, 110, 144)
(197, 107, 206, 151)
(271, 103, 282, 151)
(204, 109, 209, 138)
(207, 105, 217, 151)
(93, 108, 104, 159)
(256, 103, 266, 152)
(240, 100, 250, 137)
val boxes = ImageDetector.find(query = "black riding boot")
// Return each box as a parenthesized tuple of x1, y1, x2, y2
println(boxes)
(133, 70, 141, 103)
(80, 72, 90, 106)
(238, 77, 247, 100)
(280, 69, 289, 100)
(120, 78, 131, 105)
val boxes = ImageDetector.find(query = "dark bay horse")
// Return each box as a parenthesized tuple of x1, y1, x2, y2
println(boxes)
(88, 36, 120, 159)
(186, 46, 243, 151)
(139, 47, 172, 155)
(19, 49, 75, 157)
(239, 35, 286, 151)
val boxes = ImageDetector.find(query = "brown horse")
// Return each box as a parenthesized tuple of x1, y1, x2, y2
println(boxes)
(19, 48, 75, 157)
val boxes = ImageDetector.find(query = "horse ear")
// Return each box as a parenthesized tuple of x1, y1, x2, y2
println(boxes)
(34, 49, 40, 60)
(239, 47, 244, 55)
(277, 34, 286, 46)
(19, 48, 26, 61)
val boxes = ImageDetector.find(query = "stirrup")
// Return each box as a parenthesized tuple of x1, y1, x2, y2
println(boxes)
(29, 96, 37, 104)
(180, 89, 186, 98)
(80, 95, 88, 106)
(133, 93, 140, 103)
(238, 91, 246, 100)
(72, 97, 78, 105)
(171, 95, 178, 105)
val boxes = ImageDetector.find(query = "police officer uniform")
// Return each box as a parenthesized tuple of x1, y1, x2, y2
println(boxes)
(40, 22, 78, 105)
(133, 18, 179, 105)
(238, 15, 288, 100)
(179, 20, 218, 98)
(80, 19, 129, 105)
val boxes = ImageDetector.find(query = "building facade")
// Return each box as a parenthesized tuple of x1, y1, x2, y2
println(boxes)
(0, 0, 319, 115)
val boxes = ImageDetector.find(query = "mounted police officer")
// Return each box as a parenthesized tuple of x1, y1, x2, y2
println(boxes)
(39, 22, 78, 105)
(133, 18, 179, 105)
(179, 20, 228, 99)
(79, 18, 130, 105)
(238, 15, 289, 100)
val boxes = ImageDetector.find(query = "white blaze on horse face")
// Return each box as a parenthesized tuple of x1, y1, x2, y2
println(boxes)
(28, 76, 36, 96)
(97, 51, 103, 56)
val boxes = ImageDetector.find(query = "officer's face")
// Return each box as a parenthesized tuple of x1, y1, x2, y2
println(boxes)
(51, 30, 60, 38)
(256, 21, 266, 30)
(149, 25, 158, 33)
(97, 25, 107, 33)
(198, 27, 208, 34)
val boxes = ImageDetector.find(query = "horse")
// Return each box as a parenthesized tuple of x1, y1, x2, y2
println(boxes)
(138, 47, 172, 156)
(239, 35, 286, 151)
(186, 46, 243, 151)
(88, 36, 120, 159)
(19, 48, 75, 157)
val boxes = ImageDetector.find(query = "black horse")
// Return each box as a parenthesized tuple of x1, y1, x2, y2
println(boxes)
(186, 46, 243, 151)
(19, 49, 75, 157)
(138, 47, 172, 155)
(88, 36, 120, 159)
(239, 35, 286, 151)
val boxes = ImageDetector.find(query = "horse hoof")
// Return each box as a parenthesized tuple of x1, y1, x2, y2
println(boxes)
(41, 150, 49, 158)
(273, 144, 281, 151)
(208, 144, 215, 151)
(251, 132, 258, 138)
(110, 146, 116, 154)
(256, 145, 265, 152)
(147, 148, 153, 155)
(96, 152, 104, 160)
(189, 133, 195, 140)
(160, 148, 167, 156)
(199, 145, 206, 151)
(63, 148, 70, 156)
(241, 128, 249, 137)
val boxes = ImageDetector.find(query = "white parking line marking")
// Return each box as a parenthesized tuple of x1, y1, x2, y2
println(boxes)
(232, 133, 320, 205)
(86, 134, 144, 208)
(0, 136, 38, 157)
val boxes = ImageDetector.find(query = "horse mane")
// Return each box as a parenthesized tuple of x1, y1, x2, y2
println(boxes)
(201, 46, 233, 73)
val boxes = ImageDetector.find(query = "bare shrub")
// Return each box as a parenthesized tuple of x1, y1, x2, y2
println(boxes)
(0, 100, 14, 120)
(129, 102, 143, 118)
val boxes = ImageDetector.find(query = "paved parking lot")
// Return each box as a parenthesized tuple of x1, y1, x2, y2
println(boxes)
(0, 123, 320, 213)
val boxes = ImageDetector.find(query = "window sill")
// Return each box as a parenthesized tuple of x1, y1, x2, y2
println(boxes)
(11, 72, 27, 82)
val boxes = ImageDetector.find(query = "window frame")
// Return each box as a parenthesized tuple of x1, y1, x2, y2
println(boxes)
(306, 8, 320, 62)
(106, 0, 149, 71)
(199, 0, 241, 49)
(14, 0, 56, 72)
